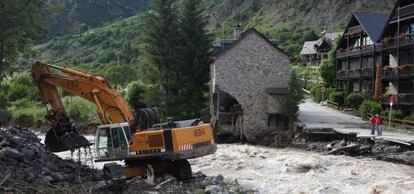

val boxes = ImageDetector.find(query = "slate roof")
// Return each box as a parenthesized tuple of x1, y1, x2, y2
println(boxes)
(353, 12, 389, 42)
(213, 33, 279, 55)
(300, 40, 320, 55)
(300, 32, 342, 55)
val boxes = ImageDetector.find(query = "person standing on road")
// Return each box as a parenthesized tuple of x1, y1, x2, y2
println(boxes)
(374, 114, 383, 136)
(369, 114, 375, 135)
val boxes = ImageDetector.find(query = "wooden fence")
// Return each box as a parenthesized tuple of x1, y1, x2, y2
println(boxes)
(380, 116, 414, 130)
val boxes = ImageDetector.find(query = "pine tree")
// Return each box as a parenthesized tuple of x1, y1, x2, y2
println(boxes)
(142, 0, 184, 119)
(178, 0, 212, 118)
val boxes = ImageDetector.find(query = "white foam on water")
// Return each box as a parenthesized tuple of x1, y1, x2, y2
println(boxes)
(190, 144, 414, 194)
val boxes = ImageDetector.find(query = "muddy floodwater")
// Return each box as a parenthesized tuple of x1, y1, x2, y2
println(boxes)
(39, 135, 414, 193)
(190, 144, 414, 194)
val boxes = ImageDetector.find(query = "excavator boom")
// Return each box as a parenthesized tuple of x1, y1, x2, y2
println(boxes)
(32, 61, 134, 151)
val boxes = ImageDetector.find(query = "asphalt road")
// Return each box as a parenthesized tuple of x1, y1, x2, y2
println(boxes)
(299, 99, 414, 143)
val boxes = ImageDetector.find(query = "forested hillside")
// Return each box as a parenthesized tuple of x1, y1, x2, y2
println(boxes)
(36, 0, 395, 66)
(36, 14, 145, 67)
(42, 0, 149, 39)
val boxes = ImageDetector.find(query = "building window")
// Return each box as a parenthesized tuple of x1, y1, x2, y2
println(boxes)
(366, 37, 373, 45)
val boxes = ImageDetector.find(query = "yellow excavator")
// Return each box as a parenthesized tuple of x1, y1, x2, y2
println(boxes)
(31, 61, 216, 187)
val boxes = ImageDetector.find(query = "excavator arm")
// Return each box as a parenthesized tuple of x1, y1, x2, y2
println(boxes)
(32, 61, 135, 151)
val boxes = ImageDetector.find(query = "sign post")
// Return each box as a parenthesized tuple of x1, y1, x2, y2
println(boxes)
(389, 94, 397, 128)
(389, 101, 393, 129)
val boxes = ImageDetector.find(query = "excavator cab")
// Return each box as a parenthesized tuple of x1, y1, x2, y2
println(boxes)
(96, 122, 131, 160)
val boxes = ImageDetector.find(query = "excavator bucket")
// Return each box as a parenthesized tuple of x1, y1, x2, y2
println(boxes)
(45, 126, 92, 152)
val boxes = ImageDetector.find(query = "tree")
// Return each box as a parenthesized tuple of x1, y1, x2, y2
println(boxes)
(319, 48, 336, 88)
(0, 0, 44, 77)
(142, 0, 182, 119)
(282, 71, 304, 129)
(344, 80, 354, 97)
(100, 64, 139, 88)
(177, 0, 212, 118)
(125, 81, 148, 110)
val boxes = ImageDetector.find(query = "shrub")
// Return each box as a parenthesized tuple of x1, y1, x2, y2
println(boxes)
(403, 115, 414, 121)
(125, 81, 148, 109)
(359, 100, 382, 120)
(63, 97, 97, 126)
(0, 93, 8, 109)
(381, 108, 406, 119)
(0, 109, 11, 126)
(329, 91, 344, 106)
(13, 113, 35, 127)
(345, 92, 370, 109)
(325, 88, 336, 102)
(310, 85, 321, 103)
(7, 99, 45, 125)
(6, 73, 38, 102)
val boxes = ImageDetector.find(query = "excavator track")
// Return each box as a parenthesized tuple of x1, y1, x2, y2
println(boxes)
(103, 163, 126, 189)
(171, 160, 192, 180)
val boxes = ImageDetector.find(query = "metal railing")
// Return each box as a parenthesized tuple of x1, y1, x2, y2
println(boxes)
(348, 69, 361, 78)
(336, 45, 375, 58)
(360, 68, 374, 77)
(336, 70, 348, 79)
(382, 34, 414, 49)
(393, 4, 414, 19)
(382, 65, 414, 78)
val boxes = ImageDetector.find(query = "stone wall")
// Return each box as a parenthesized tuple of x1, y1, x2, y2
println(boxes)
(211, 30, 291, 142)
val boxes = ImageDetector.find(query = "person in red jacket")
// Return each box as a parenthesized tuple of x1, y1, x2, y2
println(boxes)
(369, 114, 375, 135)
(373, 114, 383, 136)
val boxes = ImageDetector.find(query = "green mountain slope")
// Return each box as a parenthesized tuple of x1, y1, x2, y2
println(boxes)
(36, 14, 145, 67)
(36, 0, 396, 66)
(42, 0, 149, 39)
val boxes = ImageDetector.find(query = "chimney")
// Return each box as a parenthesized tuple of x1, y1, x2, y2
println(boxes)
(234, 25, 242, 39)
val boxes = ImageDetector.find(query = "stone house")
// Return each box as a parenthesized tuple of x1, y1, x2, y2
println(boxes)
(210, 28, 291, 143)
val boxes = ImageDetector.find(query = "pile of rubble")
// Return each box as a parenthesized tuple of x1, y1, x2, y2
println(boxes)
(117, 173, 254, 194)
(0, 127, 102, 193)
(303, 138, 414, 165)
(0, 127, 253, 193)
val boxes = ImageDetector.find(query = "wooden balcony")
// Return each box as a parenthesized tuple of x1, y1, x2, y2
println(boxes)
(360, 68, 374, 77)
(344, 25, 364, 36)
(392, 4, 414, 20)
(336, 70, 348, 80)
(382, 34, 414, 50)
(381, 93, 414, 106)
(382, 65, 414, 79)
(336, 68, 374, 80)
(336, 45, 375, 58)
(348, 69, 361, 78)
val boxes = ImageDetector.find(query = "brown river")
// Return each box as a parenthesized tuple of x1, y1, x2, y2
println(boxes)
(41, 135, 414, 194)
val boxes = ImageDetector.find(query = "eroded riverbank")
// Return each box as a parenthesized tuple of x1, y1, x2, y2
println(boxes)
(190, 144, 414, 194)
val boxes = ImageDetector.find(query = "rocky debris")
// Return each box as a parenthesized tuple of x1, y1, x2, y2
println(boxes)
(298, 137, 414, 165)
(0, 127, 253, 193)
(204, 185, 221, 194)
(0, 127, 102, 193)
(96, 173, 254, 194)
